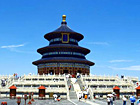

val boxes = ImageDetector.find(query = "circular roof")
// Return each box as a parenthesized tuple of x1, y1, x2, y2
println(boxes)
(32, 57, 94, 66)
(44, 15, 84, 41)
(37, 44, 90, 55)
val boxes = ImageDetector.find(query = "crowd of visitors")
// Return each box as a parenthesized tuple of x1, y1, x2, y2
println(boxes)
(78, 91, 90, 101)
(106, 94, 140, 105)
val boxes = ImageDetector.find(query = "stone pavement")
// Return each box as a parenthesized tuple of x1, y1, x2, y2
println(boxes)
(95, 99, 140, 105)
(3, 98, 136, 105)
(0, 98, 73, 105)
(0, 98, 103, 105)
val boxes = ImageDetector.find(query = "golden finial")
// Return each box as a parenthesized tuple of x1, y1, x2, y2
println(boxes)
(62, 15, 66, 22)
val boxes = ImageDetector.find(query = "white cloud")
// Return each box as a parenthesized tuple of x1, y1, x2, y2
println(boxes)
(10, 49, 35, 54)
(1, 44, 25, 48)
(109, 65, 140, 71)
(0, 43, 34, 54)
(109, 60, 133, 63)
(86, 42, 109, 45)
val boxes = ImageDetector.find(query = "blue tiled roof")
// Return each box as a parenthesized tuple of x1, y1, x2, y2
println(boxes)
(32, 57, 94, 66)
(40, 57, 86, 61)
(52, 22, 75, 33)
(37, 44, 90, 55)
(44, 22, 84, 41)
(53, 25, 75, 33)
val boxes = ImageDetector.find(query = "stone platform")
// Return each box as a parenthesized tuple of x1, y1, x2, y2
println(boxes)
(0, 98, 92, 105)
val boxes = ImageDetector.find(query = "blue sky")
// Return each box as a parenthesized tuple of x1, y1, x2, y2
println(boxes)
(0, 0, 140, 79)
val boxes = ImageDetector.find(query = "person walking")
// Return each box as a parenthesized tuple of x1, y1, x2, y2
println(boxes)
(88, 94, 90, 99)
(136, 99, 140, 105)
(82, 86, 85, 91)
(107, 96, 111, 105)
(69, 85, 71, 90)
(66, 74, 69, 81)
(53, 94, 57, 102)
(130, 96, 136, 105)
(57, 95, 61, 101)
(122, 96, 127, 105)
(131, 102, 135, 105)
(84, 94, 87, 102)
(78, 93, 82, 101)
(110, 96, 113, 105)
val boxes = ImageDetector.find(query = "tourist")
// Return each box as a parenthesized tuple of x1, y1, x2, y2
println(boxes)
(136, 99, 140, 105)
(57, 95, 61, 101)
(15, 73, 17, 78)
(71, 78, 77, 83)
(53, 78, 55, 82)
(83, 85, 86, 91)
(110, 96, 113, 105)
(77, 73, 80, 78)
(82, 86, 84, 91)
(69, 85, 71, 90)
(78, 93, 82, 101)
(112, 92, 116, 101)
(94, 94, 96, 99)
(66, 74, 69, 81)
(83, 91, 88, 99)
(68, 74, 71, 78)
(122, 95, 127, 105)
(81, 92, 83, 99)
(53, 94, 57, 102)
(87, 87, 89, 94)
(1, 79, 5, 87)
(29, 93, 31, 99)
(84, 94, 87, 101)
(88, 94, 90, 99)
(107, 96, 111, 105)
(130, 96, 136, 105)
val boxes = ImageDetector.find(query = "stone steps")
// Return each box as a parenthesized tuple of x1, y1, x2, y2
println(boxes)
(67, 78, 77, 99)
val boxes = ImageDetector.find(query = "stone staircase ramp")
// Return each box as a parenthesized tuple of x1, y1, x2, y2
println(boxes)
(67, 79, 77, 99)
(77, 78, 84, 91)
(77, 78, 94, 100)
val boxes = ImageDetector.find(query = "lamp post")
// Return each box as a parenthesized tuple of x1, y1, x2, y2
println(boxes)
(24, 94, 28, 105)
(17, 97, 21, 105)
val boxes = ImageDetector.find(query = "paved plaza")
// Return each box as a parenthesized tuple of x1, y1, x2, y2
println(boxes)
(95, 99, 140, 105)
(0, 98, 92, 105)
(1, 98, 140, 105)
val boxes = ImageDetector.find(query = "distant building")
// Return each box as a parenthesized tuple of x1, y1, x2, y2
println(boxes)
(32, 15, 94, 75)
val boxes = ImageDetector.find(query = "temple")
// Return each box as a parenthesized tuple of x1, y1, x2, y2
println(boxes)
(32, 15, 94, 75)
(0, 15, 140, 102)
